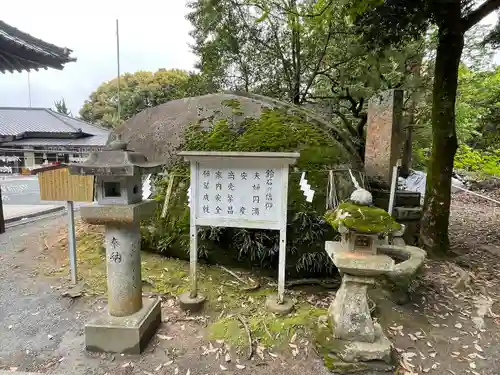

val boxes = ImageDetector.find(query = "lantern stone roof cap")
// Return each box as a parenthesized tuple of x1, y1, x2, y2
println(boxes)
(324, 202, 402, 234)
(68, 138, 163, 176)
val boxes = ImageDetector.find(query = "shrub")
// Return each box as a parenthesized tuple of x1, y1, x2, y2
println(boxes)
(454, 145, 500, 177)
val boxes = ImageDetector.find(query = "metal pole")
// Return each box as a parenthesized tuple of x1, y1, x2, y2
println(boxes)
(67, 200, 77, 284)
(0, 187, 5, 234)
(189, 164, 198, 298)
(116, 19, 121, 122)
(277, 165, 289, 304)
(27, 71, 32, 108)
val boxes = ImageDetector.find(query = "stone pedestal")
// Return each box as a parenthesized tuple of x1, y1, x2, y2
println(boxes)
(329, 275, 391, 363)
(82, 205, 161, 354)
(79, 200, 160, 354)
(105, 224, 142, 316)
(265, 294, 294, 315)
(179, 291, 207, 313)
(330, 275, 376, 342)
(85, 297, 162, 354)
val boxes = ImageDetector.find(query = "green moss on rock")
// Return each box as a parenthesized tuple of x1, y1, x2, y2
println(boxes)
(324, 202, 401, 234)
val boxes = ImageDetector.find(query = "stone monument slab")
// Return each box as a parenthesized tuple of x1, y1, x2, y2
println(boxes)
(364, 89, 404, 187)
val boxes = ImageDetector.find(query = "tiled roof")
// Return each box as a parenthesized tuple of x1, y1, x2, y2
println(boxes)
(1, 135, 109, 147)
(0, 107, 110, 137)
(0, 21, 76, 73)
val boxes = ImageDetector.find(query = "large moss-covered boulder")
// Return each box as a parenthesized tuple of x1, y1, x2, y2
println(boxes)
(116, 92, 363, 276)
(114, 92, 359, 166)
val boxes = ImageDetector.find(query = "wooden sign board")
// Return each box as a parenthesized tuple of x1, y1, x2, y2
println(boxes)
(35, 165, 94, 202)
(180, 151, 299, 305)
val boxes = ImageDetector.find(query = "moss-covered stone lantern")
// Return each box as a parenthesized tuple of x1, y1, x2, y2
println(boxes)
(68, 136, 162, 354)
(318, 186, 426, 370)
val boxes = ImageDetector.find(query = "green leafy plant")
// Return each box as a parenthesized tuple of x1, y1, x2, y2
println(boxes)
(454, 145, 500, 177)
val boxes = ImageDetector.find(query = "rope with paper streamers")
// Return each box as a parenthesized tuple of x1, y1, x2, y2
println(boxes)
(325, 168, 368, 210)
(299, 172, 315, 202)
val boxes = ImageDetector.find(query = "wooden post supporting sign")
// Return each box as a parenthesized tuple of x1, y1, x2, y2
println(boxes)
(32, 165, 94, 284)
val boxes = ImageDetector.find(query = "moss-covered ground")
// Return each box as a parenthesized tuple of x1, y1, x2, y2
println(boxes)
(41, 222, 328, 353)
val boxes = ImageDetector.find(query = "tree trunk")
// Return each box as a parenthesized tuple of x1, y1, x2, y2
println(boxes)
(419, 22, 464, 256)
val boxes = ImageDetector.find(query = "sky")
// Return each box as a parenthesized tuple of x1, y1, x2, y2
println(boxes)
(0, 0, 197, 115)
(0, 2, 498, 117)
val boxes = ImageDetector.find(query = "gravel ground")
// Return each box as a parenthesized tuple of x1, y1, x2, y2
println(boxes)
(0, 216, 95, 372)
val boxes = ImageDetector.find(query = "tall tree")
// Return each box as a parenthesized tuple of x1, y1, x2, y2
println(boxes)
(54, 98, 71, 116)
(353, 0, 500, 255)
(187, 0, 429, 157)
(79, 69, 211, 128)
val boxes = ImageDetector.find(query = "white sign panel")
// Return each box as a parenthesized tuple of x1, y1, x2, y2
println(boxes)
(180, 151, 300, 305)
(195, 165, 282, 229)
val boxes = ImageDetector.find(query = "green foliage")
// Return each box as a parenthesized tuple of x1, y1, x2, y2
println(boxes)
(414, 60, 500, 163)
(353, 0, 431, 50)
(187, 0, 429, 156)
(79, 69, 211, 128)
(459, 65, 500, 149)
(324, 202, 401, 234)
(454, 145, 500, 177)
(143, 105, 357, 276)
(53, 98, 71, 116)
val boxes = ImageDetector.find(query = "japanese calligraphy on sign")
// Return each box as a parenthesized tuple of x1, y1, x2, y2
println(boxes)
(196, 166, 281, 225)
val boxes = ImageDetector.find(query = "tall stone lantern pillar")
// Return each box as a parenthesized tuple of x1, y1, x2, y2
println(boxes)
(68, 137, 162, 354)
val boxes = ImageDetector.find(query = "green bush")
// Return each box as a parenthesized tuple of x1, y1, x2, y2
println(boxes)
(454, 145, 500, 177)
(142, 105, 358, 277)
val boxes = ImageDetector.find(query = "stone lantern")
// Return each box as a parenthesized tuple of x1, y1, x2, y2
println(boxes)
(68, 137, 162, 354)
(319, 187, 426, 370)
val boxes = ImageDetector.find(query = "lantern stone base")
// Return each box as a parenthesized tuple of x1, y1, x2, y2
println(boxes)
(316, 323, 394, 373)
(85, 297, 161, 354)
(329, 323, 392, 363)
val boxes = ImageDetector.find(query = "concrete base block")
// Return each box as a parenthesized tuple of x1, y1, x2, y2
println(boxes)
(265, 294, 294, 315)
(85, 297, 161, 354)
(178, 291, 206, 313)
